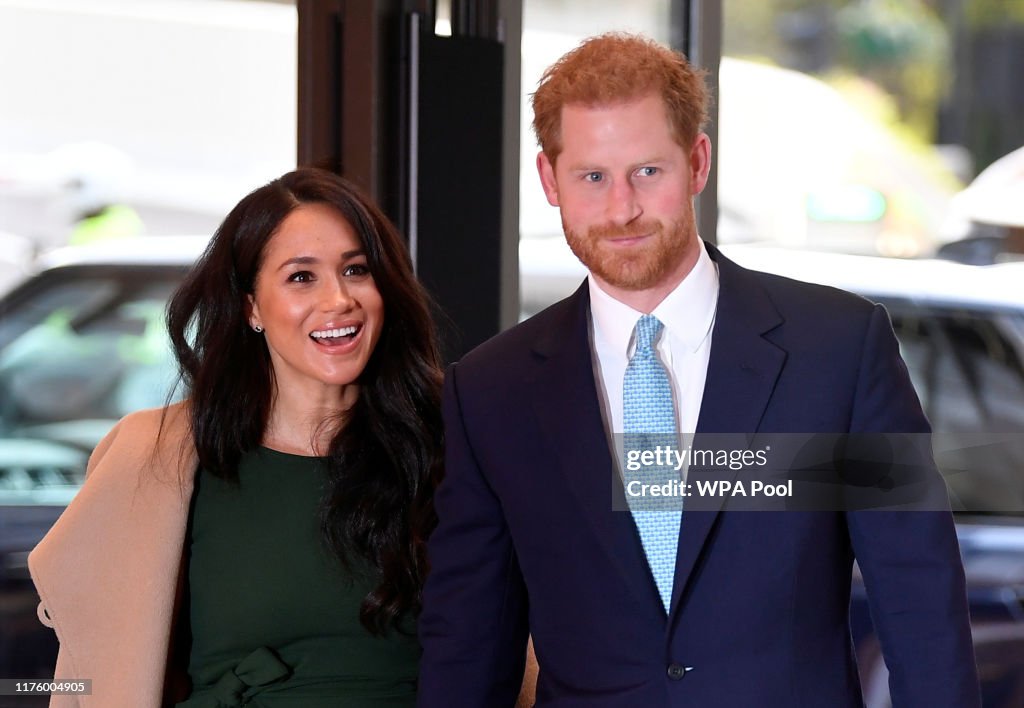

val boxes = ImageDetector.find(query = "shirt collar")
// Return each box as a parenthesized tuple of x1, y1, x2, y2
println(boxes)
(589, 239, 719, 356)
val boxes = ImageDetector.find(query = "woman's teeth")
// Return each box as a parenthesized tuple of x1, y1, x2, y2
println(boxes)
(311, 325, 359, 341)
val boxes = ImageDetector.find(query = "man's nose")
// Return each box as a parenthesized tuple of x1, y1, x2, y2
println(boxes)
(606, 179, 642, 225)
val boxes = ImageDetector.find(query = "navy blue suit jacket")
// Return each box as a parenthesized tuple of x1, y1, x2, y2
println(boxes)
(418, 244, 979, 707)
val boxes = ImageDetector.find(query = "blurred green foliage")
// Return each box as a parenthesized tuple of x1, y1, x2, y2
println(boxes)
(964, 0, 1024, 27)
(724, 0, 845, 62)
(836, 0, 949, 141)
(723, 0, 951, 142)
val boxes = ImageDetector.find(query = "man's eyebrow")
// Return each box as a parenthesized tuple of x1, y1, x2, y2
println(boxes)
(567, 156, 667, 172)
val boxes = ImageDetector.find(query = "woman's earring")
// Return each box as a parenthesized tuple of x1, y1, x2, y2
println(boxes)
(253, 324, 264, 333)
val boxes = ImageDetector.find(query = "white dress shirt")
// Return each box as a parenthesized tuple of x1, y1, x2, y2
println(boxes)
(588, 240, 720, 440)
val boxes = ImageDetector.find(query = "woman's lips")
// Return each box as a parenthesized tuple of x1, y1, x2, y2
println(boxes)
(309, 323, 363, 350)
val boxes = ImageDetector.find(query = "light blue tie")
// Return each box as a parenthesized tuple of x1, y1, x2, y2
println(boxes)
(623, 314, 682, 613)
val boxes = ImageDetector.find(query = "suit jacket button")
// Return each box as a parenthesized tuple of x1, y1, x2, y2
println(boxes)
(667, 663, 688, 680)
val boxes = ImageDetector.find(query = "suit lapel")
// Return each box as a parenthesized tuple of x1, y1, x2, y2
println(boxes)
(669, 244, 787, 619)
(528, 284, 662, 610)
(522, 247, 791, 620)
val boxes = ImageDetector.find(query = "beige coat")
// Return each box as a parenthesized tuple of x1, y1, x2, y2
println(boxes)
(28, 403, 195, 708)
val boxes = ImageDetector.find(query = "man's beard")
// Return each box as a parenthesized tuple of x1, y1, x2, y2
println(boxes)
(564, 216, 693, 291)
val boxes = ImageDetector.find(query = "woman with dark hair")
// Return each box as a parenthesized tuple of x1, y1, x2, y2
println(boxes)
(29, 167, 443, 707)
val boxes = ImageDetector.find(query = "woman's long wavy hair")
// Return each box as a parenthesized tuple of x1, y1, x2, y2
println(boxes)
(166, 167, 443, 633)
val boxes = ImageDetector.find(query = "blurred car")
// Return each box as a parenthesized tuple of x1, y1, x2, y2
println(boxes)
(521, 237, 1024, 705)
(0, 236, 207, 681)
(0, 232, 35, 297)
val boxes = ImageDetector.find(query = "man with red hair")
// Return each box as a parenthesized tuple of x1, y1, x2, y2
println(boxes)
(419, 33, 978, 707)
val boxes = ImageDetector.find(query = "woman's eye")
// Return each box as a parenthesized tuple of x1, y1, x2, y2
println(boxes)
(288, 271, 314, 283)
(344, 263, 371, 277)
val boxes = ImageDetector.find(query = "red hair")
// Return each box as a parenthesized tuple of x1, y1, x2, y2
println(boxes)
(531, 33, 709, 162)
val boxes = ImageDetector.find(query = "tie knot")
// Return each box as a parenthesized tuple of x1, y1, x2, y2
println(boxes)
(633, 314, 663, 353)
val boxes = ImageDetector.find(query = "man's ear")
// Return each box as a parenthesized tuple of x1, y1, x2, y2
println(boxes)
(689, 133, 712, 196)
(537, 151, 560, 207)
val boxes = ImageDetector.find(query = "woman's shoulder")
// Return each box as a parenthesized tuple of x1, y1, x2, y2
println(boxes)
(112, 400, 190, 437)
(88, 401, 194, 480)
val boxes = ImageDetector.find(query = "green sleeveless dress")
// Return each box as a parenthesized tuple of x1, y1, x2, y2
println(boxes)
(176, 447, 419, 707)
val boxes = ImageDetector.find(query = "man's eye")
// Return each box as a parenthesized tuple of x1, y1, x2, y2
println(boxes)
(288, 271, 314, 283)
(344, 263, 371, 277)
(584, 172, 603, 183)
(637, 166, 658, 177)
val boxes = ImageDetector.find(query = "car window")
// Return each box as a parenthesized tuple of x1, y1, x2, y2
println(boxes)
(0, 266, 185, 505)
(888, 304, 1024, 514)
